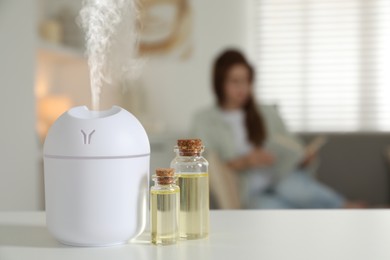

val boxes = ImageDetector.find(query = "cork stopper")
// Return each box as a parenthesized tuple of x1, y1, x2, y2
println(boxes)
(177, 139, 203, 156)
(155, 168, 175, 185)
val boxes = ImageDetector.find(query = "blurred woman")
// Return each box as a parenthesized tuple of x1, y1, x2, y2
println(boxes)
(191, 49, 361, 209)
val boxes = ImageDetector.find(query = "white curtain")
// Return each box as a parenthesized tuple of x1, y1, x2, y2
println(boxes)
(251, 0, 390, 132)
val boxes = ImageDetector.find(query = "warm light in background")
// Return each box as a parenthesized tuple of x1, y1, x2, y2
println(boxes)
(36, 96, 72, 142)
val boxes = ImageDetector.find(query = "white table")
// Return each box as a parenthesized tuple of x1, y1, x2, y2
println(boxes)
(1, 210, 390, 260)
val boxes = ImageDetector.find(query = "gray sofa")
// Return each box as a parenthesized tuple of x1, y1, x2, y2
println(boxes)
(300, 133, 390, 205)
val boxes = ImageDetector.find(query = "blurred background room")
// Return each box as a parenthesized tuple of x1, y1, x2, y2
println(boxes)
(0, 0, 389, 210)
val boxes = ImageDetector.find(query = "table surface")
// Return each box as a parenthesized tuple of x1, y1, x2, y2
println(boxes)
(1, 210, 390, 260)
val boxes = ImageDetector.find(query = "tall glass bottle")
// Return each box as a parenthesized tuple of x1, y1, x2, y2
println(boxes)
(170, 139, 209, 240)
(150, 168, 180, 245)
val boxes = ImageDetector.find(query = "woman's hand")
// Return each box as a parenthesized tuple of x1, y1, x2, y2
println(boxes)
(300, 150, 317, 168)
(227, 148, 275, 172)
(246, 148, 275, 168)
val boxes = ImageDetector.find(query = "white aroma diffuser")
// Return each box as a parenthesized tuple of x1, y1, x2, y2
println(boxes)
(43, 106, 150, 246)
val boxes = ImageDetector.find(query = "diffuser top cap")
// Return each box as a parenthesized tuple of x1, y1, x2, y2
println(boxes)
(44, 106, 150, 158)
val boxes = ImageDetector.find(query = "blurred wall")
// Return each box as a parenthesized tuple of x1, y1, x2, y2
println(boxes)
(0, 0, 42, 210)
(139, 0, 250, 135)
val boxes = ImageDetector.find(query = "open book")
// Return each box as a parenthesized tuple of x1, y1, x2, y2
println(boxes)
(264, 135, 328, 178)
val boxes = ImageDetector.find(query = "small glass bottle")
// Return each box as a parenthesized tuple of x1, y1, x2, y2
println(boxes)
(170, 139, 209, 240)
(150, 168, 180, 245)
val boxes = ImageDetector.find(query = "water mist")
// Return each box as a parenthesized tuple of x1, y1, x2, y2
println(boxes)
(78, 0, 140, 110)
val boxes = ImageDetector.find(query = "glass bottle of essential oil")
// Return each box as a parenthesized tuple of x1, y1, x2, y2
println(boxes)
(170, 139, 209, 240)
(150, 168, 180, 245)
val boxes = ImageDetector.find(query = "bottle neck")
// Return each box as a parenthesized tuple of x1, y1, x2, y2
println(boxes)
(177, 151, 201, 157)
(152, 175, 177, 186)
(153, 182, 176, 188)
(174, 146, 204, 157)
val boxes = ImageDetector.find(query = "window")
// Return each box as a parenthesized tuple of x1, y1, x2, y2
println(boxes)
(250, 0, 390, 132)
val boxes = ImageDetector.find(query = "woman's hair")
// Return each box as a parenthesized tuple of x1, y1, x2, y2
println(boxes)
(213, 49, 266, 146)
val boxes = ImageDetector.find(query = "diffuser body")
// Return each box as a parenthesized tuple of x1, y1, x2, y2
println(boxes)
(43, 106, 150, 246)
